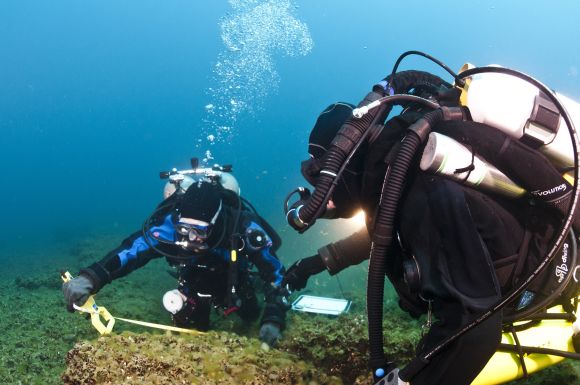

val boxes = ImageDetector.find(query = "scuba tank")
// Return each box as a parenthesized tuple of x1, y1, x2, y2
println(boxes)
(420, 132, 526, 198)
(161, 157, 241, 199)
(462, 69, 580, 169)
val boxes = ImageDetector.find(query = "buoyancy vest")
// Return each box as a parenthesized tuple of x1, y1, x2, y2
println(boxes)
(361, 105, 577, 322)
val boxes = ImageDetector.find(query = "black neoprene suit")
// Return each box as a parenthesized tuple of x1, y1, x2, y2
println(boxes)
(316, 116, 558, 385)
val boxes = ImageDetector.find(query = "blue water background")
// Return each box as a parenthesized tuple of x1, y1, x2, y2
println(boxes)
(1, 0, 580, 269)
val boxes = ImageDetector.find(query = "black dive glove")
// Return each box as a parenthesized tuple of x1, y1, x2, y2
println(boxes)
(62, 274, 95, 312)
(282, 254, 326, 291)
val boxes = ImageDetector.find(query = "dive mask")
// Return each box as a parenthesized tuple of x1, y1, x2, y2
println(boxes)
(175, 222, 212, 242)
(174, 199, 223, 251)
(174, 221, 212, 252)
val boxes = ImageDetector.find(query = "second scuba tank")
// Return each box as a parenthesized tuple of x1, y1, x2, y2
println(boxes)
(420, 132, 526, 198)
(162, 166, 241, 199)
(462, 70, 580, 169)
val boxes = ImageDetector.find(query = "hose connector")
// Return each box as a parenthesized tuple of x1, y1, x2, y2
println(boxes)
(286, 204, 309, 232)
(353, 100, 382, 118)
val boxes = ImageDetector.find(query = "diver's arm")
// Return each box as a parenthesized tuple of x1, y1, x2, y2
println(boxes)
(80, 214, 175, 291)
(248, 242, 288, 328)
(318, 227, 371, 275)
(253, 247, 288, 329)
(250, 246, 285, 287)
(80, 231, 162, 291)
(282, 228, 371, 292)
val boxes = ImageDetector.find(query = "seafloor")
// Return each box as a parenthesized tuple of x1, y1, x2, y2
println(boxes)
(0, 234, 578, 384)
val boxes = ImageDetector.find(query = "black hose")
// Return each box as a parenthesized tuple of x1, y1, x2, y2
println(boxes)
(367, 109, 449, 374)
(367, 131, 422, 368)
(498, 343, 580, 361)
(387, 51, 464, 91)
(507, 312, 576, 331)
(298, 95, 383, 226)
(293, 94, 439, 232)
(503, 230, 577, 324)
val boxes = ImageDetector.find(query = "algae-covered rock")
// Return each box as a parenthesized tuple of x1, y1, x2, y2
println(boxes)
(62, 331, 342, 385)
(280, 308, 422, 384)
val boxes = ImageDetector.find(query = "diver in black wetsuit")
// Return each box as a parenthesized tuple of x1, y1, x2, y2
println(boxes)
(282, 64, 577, 384)
(63, 177, 288, 347)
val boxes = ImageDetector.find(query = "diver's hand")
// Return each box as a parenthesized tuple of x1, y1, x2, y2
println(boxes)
(265, 283, 291, 310)
(259, 322, 282, 347)
(62, 274, 95, 312)
(282, 254, 326, 291)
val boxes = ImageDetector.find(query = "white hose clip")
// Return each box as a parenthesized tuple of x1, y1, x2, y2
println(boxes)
(353, 100, 382, 118)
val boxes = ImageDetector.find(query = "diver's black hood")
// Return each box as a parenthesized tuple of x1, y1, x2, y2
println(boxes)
(303, 102, 366, 218)
(307, 102, 356, 159)
(172, 181, 228, 252)
(176, 181, 223, 223)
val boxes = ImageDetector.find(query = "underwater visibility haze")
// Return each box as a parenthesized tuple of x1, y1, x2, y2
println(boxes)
(1, 0, 580, 384)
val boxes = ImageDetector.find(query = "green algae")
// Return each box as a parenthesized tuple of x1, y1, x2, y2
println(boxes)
(62, 332, 342, 385)
(0, 284, 95, 385)
(279, 308, 422, 384)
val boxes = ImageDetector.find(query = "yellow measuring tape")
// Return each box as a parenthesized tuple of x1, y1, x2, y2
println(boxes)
(61, 271, 205, 336)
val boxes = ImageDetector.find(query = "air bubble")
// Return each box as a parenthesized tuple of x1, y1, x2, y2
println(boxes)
(200, 0, 313, 147)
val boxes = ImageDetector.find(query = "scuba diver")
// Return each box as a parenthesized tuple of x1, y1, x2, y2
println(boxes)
(63, 161, 288, 347)
(283, 51, 580, 384)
